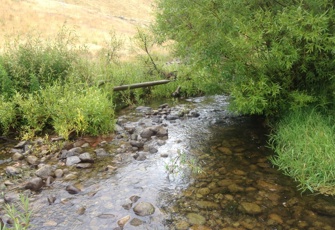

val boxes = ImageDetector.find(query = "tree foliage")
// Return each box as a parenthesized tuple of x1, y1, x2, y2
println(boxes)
(154, 0, 335, 115)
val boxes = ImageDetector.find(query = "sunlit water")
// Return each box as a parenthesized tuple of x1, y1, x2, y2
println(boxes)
(17, 95, 335, 229)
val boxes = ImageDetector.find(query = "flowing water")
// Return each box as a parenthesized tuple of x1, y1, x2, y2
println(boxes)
(2, 95, 335, 229)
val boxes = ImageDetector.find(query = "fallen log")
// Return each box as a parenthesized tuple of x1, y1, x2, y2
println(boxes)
(113, 80, 170, 91)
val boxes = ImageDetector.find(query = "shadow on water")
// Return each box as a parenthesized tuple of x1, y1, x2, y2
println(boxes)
(2, 95, 335, 229)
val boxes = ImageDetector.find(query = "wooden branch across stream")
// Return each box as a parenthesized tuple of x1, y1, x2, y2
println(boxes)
(113, 80, 171, 91)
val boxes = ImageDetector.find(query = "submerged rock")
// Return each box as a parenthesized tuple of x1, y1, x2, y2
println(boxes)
(133, 202, 155, 216)
(239, 202, 262, 215)
(186, 213, 206, 225)
(66, 185, 81, 194)
(117, 215, 130, 228)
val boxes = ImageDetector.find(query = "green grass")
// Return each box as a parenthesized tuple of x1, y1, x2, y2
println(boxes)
(1, 194, 32, 230)
(269, 108, 335, 195)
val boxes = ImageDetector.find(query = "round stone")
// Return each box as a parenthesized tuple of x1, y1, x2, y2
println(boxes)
(133, 202, 155, 216)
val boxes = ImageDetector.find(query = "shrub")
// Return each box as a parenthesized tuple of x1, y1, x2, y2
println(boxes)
(154, 0, 335, 116)
(0, 27, 80, 95)
(0, 96, 16, 134)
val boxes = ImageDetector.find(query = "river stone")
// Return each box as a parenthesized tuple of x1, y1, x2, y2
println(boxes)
(175, 220, 190, 230)
(24, 177, 44, 191)
(54, 169, 64, 178)
(228, 183, 244, 193)
(117, 215, 130, 228)
(136, 106, 152, 114)
(5, 166, 21, 176)
(155, 126, 168, 137)
(26, 155, 39, 165)
(148, 146, 158, 154)
(76, 163, 93, 169)
(186, 213, 206, 225)
(35, 164, 53, 178)
(189, 225, 211, 230)
(130, 218, 143, 226)
(197, 187, 210, 196)
(134, 152, 147, 161)
(68, 147, 83, 155)
(76, 206, 86, 215)
(43, 220, 58, 227)
(129, 140, 144, 148)
(239, 202, 262, 215)
(195, 201, 220, 210)
(217, 146, 232, 155)
(66, 156, 81, 166)
(166, 114, 179, 120)
(140, 127, 155, 138)
(133, 202, 155, 216)
(79, 152, 94, 163)
(130, 195, 141, 203)
(268, 213, 283, 224)
(312, 199, 335, 216)
(66, 185, 81, 194)
(94, 148, 109, 157)
(64, 173, 78, 180)
(12, 152, 24, 161)
(14, 140, 27, 148)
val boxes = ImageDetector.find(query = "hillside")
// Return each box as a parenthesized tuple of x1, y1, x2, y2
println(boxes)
(0, 0, 154, 57)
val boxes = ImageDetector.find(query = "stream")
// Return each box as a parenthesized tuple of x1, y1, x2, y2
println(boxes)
(1, 95, 335, 230)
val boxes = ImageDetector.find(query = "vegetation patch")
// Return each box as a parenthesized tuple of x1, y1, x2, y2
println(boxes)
(270, 108, 335, 194)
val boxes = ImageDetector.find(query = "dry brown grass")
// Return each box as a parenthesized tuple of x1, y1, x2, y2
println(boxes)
(0, 0, 155, 57)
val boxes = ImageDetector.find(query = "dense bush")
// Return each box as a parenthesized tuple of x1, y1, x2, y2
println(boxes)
(0, 28, 80, 95)
(154, 0, 335, 115)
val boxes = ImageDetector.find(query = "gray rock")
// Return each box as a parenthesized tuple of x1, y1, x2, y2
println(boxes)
(54, 169, 64, 178)
(35, 164, 53, 179)
(148, 146, 158, 154)
(133, 152, 147, 161)
(79, 152, 94, 163)
(140, 127, 155, 138)
(135, 106, 152, 114)
(5, 166, 21, 176)
(155, 126, 168, 137)
(66, 185, 81, 194)
(129, 141, 144, 148)
(66, 156, 81, 166)
(68, 147, 83, 155)
(94, 148, 109, 157)
(133, 202, 155, 216)
(166, 114, 179, 120)
(130, 218, 143, 226)
(76, 163, 93, 169)
(26, 155, 39, 165)
(12, 152, 24, 161)
(24, 177, 44, 191)
(14, 140, 27, 148)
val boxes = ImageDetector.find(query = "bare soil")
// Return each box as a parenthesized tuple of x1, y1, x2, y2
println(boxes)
(0, 0, 154, 57)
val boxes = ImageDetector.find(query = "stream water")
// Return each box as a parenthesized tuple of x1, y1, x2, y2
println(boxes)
(2, 95, 335, 229)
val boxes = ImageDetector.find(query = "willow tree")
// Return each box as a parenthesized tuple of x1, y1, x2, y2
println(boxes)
(153, 0, 335, 116)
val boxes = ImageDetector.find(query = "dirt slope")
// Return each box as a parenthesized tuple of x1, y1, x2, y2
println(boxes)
(0, 0, 154, 56)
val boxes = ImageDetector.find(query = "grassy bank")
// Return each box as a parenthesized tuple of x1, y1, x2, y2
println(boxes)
(269, 108, 335, 195)
(0, 27, 222, 140)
